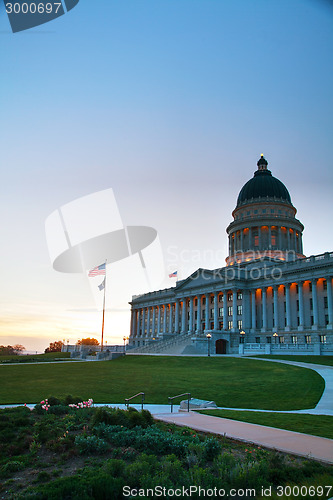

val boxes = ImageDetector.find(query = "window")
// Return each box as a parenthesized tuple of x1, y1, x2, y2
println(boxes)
(296, 300, 299, 311)
(305, 335, 311, 344)
(237, 320, 242, 330)
(266, 336, 271, 344)
(228, 320, 233, 330)
(262, 209, 266, 214)
(324, 297, 328, 308)
(219, 321, 223, 330)
(210, 309, 214, 319)
(194, 311, 197, 320)
(319, 335, 327, 344)
(237, 292, 243, 300)
(227, 293, 232, 301)
(284, 302, 286, 313)
(310, 315, 314, 326)
(291, 336, 298, 344)
(254, 235, 259, 247)
(255, 337, 260, 343)
(237, 305, 243, 315)
(202, 297, 206, 305)
(194, 298, 198, 306)
(295, 284, 299, 294)
(228, 306, 233, 316)
(325, 314, 329, 325)
(247, 211, 251, 216)
(271, 209, 275, 214)
(254, 210, 258, 214)
(279, 336, 285, 344)
(219, 295, 223, 303)
(210, 322, 214, 329)
(219, 307, 223, 317)
(323, 280, 327, 290)
(310, 298, 313, 310)
(309, 282, 312, 292)
(210, 296, 214, 304)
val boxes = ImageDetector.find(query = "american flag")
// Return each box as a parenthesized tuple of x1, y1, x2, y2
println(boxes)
(88, 263, 106, 277)
(169, 271, 177, 278)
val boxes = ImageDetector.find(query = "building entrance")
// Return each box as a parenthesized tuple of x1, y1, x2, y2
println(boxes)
(215, 339, 227, 354)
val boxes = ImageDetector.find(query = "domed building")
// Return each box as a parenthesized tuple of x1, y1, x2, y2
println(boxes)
(129, 155, 333, 356)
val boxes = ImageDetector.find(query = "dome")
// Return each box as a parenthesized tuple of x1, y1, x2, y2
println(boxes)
(236, 155, 292, 207)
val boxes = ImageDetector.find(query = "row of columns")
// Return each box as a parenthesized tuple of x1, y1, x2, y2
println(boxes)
(131, 277, 333, 338)
(229, 225, 303, 255)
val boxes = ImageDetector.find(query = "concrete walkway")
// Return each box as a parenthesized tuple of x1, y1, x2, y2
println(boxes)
(155, 411, 333, 464)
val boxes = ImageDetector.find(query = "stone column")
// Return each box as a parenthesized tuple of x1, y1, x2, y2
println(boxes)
(189, 297, 194, 333)
(152, 307, 156, 337)
(251, 290, 256, 331)
(142, 308, 146, 336)
(163, 305, 167, 334)
(278, 227, 282, 249)
(168, 304, 173, 333)
(146, 307, 151, 337)
(175, 300, 180, 333)
(181, 299, 186, 333)
(327, 278, 333, 329)
(243, 290, 251, 330)
(223, 291, 228, 330)
(268, 226, 272, 250)
(240, 230, 244, 252)
(312, 279, 319, 329)
(273, 286, 279, 330)
(298, 282, 304, 331)
(258, 226, 262, 251)
(287, 228, 291, 250)
(261, 288, 267, 332)
(233, 290, 237, 332)
(248, 227, 252, 251)
(137, 309, 141, 336)
(285, 284, 291, 331)
(196, 295, 202, 333)
(214, 292, 218, 330)
(131, 309, 136, 337)
(205, 293, 210, 331)
(293, 230, 297, 252)
(157, 306, 161, 334)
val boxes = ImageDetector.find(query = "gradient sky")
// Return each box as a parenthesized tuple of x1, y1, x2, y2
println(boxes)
(0, 0, 332, 352)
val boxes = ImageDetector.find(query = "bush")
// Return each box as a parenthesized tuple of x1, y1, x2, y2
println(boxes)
(202, 437, 222, 461)
(75, 435, 109, 455)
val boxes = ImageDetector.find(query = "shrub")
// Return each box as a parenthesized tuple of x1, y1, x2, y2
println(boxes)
(75, 435, 109, 454)
(202, 437, 222, 461)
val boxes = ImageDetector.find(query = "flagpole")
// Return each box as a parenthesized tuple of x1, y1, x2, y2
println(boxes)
(101, 261, 107, 352)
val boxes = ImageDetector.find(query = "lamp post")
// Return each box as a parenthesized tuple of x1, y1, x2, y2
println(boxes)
(206, 333, 212, 357)
(273, 332, 278, 344)
(240, 330, 245, 344)
(67, 339, 69, 352)
(123, 336, 128, 355)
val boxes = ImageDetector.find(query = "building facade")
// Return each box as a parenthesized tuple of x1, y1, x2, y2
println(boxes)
(129, 156, 333, 355)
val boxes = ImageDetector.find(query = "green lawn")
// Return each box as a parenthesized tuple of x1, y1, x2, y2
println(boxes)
(0, 355, 324, 410)
(198, 409, 333, 440)
(0, 352, 71, 364)
(248, 355, 333, 367)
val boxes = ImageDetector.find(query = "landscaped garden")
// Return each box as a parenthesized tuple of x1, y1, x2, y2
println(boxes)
(1, 402, 332, 499)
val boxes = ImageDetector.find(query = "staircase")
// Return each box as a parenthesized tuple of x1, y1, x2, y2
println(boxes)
(128, 332, 203, 355)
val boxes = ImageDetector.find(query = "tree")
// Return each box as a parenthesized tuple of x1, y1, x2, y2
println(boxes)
(77, 338, 99, 346)
(0, 344, 26, 356)
(45, 340, 64, 353)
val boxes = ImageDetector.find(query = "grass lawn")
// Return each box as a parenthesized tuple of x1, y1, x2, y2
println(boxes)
(198, 409, 333, 440)
(0, 355, 324, 410)
(0, 352, 71, 364)
(247, 355, 333, 367)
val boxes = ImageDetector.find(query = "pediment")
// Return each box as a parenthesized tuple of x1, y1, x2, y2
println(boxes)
(175, 268, 217, 292)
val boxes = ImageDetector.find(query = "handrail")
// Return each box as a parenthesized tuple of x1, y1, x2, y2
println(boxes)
(168, 392, 191, 413)
(125, 392, 145, 411)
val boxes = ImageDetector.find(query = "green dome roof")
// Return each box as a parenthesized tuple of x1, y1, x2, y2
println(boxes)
(236, 156, 292, 207)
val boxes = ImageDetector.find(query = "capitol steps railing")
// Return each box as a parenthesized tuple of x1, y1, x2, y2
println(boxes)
(168, 392, 191, 413)
(125, 392, 145, 411)
(129, 332, 191, 354)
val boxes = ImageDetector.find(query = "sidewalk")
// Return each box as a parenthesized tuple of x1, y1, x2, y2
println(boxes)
(155, 411, 333, 464)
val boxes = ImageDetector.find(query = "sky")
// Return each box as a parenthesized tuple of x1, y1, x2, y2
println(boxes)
(0, 0, 332, 353)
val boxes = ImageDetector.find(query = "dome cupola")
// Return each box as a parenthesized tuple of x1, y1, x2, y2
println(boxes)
(226, 155, 305, 265)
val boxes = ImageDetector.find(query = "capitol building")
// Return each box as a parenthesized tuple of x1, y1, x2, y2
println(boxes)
(129, 155, 333, 356)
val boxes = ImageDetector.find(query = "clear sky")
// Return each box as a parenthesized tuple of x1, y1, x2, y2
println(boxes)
(0, 0, 332, 352)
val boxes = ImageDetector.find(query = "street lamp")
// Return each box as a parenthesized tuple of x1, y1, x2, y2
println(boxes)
(123, 336, 128, 355)
(206, 333, 212, 357)
(239, 330, 245, 344)
(273, 332, 278, 344)
(67, 339, 69, 352)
